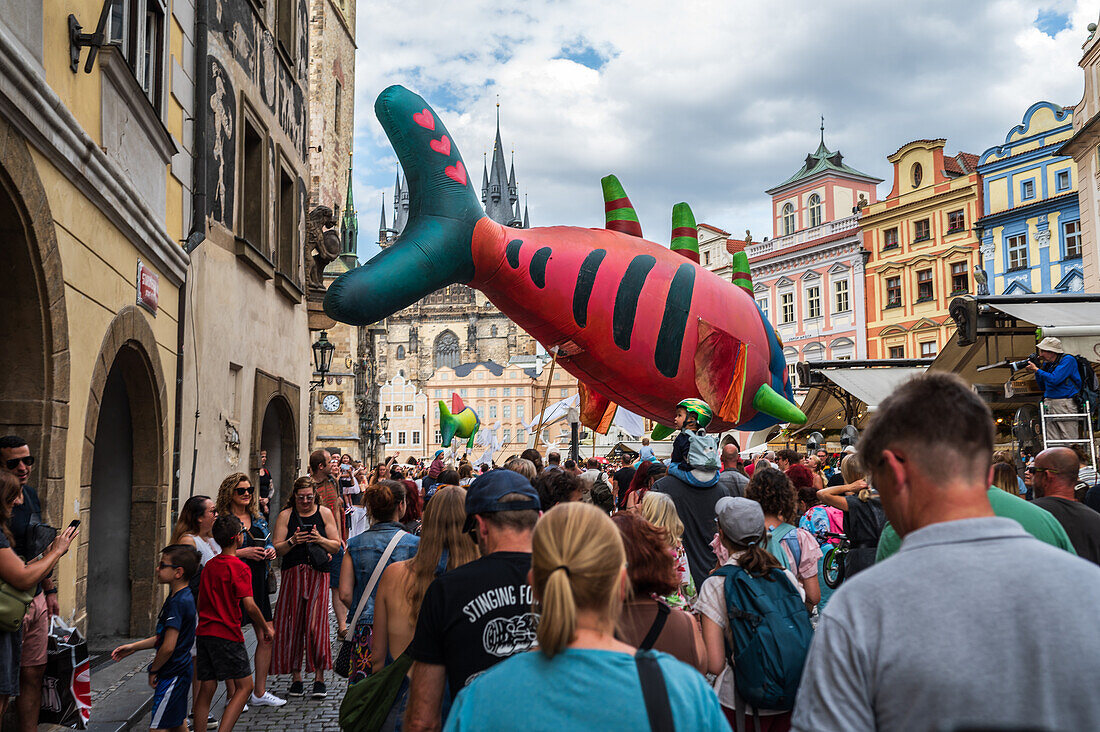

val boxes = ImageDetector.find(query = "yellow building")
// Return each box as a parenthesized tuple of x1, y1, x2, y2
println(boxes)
(861, 140, 983, 360)
(1, 2, 191, 636)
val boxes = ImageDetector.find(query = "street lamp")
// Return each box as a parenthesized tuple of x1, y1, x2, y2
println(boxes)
(310, 330, 335, 389)
(380, 412, 390, 440)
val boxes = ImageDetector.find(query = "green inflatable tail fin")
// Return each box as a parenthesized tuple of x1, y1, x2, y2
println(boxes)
(325, 86, 484, 326)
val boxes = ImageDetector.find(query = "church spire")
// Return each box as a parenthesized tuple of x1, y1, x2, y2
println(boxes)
(523, 194, 529, 228)
(485, 98, 513, 225)
(340, 154, 358, 256)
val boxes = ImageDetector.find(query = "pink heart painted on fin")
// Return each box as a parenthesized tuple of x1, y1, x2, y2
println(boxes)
(412, 109, 435, 131)
(444, 161, 467, 186)
(429, 135, 451, 157)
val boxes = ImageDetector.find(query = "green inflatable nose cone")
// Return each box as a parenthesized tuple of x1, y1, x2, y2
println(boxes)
(753, 384, 806, 425)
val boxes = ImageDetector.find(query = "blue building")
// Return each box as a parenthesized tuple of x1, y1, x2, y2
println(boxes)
(976, 102, 1083, 294)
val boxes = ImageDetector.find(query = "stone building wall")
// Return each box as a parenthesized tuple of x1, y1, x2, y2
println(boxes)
(307, 0, 356, 211)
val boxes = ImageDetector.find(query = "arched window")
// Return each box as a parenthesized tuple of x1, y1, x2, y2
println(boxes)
(782, 203, 795, 235)
(912, 163, 923, 188)
(396, 345, 406, 359)
(808, 194, 822, 228)
(434, 330, 461, 369)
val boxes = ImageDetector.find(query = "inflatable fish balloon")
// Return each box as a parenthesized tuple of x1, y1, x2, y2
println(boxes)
(326, 86, 806, 434)
(439, 393, 480, 448)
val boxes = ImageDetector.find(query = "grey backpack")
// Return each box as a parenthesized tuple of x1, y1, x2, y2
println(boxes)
(686, 429, 719, 471)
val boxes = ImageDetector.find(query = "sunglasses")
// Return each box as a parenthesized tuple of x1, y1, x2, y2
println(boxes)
(297, 494, 315, 501)
(234, 487, 254, 495)
(1033, 467, 1060, 475)
(4, 456, 33, 470)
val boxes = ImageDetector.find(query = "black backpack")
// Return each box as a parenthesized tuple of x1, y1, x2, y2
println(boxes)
(1074, 355, 1099, 429)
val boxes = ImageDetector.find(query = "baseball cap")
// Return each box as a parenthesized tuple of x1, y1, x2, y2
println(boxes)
(463, 469, 541, 532)
(715, 497, 765, 546)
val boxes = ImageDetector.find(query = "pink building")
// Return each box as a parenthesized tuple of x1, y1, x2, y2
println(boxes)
(747, 135, 881, 388)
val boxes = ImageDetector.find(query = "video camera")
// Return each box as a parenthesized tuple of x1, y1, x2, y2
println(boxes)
(1008, 354, 1041, 372)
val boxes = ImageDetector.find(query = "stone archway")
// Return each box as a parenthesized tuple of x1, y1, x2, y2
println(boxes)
(251, 371, 300, 514)
(81, 306, 169, 640)
(0, 116, 69, 525)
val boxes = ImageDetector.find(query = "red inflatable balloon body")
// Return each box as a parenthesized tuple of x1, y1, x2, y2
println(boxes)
(325, 86, 806, 434)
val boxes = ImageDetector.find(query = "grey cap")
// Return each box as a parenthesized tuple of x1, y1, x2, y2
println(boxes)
(715, 496, 766, 546)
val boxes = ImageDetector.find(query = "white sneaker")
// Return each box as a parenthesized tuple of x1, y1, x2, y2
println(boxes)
(249, 691, 287, 707)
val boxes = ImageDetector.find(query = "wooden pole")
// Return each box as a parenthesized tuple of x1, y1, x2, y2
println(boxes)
(531, 349, 559, 453)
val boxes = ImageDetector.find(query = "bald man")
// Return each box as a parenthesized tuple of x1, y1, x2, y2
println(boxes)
(716, 443, 748, 498)
(1032, 447, 1100, 565)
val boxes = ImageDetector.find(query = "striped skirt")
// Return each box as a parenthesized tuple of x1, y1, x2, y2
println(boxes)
(271, 564, 332, 675)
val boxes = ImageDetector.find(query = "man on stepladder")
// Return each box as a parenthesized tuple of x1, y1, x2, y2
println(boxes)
(1025, 337, 1082, 444)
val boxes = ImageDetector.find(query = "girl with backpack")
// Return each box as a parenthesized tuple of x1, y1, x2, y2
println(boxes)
(817, 454, 887, 578)
(744, 468, 821, 612)
(696, 497, 813, 732)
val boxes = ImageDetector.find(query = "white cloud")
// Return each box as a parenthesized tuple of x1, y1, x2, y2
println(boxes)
(350, 0, 1094, 258)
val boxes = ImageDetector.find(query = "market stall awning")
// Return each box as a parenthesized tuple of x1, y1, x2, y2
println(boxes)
(817, 367, 929, 409)
(987, 301, 1100, 361)
(794, 361, 932, 434)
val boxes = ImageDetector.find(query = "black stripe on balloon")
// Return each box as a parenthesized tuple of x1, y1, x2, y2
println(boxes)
(655, 263, 695, 378)
(572, 249, 606, 328)
(505, 239, 522, 269)
(530, 247, 551, 288)
(613, 255, 656, 350)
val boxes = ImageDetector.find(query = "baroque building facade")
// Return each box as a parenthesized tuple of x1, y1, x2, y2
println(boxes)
(749, 134, 880, 386)
(861, 139, 982, 360)
(977, 102, 1082, 295)
(1059, 19, 1100, 290)
(372, 114, 536, 389)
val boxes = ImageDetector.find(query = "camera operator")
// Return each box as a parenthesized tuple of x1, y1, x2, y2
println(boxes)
(1025, 337, 1082, 443)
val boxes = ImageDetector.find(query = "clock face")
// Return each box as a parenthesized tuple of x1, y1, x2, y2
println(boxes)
(322, 394, 341, 413)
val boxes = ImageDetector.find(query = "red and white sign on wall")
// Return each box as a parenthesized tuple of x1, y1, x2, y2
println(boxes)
(136, 261, 159, 315)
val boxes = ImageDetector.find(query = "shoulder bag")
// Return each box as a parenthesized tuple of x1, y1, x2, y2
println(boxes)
(636, 649, 675, 732)
(0, 580, 34, 633)
(333, 529, 406, 678)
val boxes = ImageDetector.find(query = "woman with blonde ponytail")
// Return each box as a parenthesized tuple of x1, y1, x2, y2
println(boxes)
(443, 503, 727, 731)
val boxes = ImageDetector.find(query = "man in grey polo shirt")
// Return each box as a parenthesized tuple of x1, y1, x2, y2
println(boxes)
(792, 373, 1100, 732)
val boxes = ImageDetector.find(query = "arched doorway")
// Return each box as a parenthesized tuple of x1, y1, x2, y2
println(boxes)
(259, 395, 296, 513)
(83, 308, 169, 643)
(0, 118, 69, 524)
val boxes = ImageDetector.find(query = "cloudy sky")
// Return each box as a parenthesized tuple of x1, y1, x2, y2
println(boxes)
(350, 0, 1092, 261)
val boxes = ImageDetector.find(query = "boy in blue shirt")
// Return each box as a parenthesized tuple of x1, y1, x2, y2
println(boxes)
(111, 545, 199, 732)
(667, 398, 720, 488)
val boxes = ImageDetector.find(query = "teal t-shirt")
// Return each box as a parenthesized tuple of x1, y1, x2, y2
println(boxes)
(444, 647, 730, 732)
(876, 487, 1077, 562)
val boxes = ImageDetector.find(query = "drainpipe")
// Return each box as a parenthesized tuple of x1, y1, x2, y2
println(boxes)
(172, 0, 208, 508)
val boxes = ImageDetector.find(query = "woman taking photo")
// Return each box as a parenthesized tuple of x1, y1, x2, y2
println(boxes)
(171, 494, 219, 567)
(370, 486, 479, 727)
(338, 480, 420, 683)
(444, 503, 726, 730)
(271, 477, 342, 699)
(639, 492, 695, 606)
(611, 511, 705, 672)
(817, 454, 886, 578)
(216, 472, 284, 708)
(0, 471, 77, 718)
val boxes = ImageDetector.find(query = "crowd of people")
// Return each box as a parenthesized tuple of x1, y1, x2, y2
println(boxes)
(4, 363, 1100, 732)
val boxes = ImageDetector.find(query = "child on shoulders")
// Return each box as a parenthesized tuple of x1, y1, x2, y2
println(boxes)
(667, 398, 720, 488)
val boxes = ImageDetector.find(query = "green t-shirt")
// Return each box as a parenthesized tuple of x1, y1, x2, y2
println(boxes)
(875, 487, 1077, 562)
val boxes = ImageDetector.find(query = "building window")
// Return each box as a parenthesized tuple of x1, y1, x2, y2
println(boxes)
(459, 388, 467, 397)
(240, 117, 265, 250)
(920, 341, 938, 358)
(833, 280, 849, 313)
(477, 371, 485, 379)
(333, 81, 341, 135)
(434, 389, 442, 397)
(405, 405, 414, 412)
(1065, 220, 1082, 259)
(276, 0, 296, 61)
(916, 269, 933, 301)
(913, 219, 930, 242)
(782, 203, 795, 235)
(703, 250, 711, 266)
(516, 387, 524, 396)
(489, 405, 497, 418)
(503, 405, 511, 418)
(951, 262, 969, 294)
(517, 428, 526, 441)
(808, 194, 822, 228)
(476, 388, 484, 397)
(434, 430, 442, 443)
(108, 0, 167, 111)
(412, 431, 421, 445)
(396, 345, 406, 359)
(384, 432, 392, 444)
(1056, 170, 1071, 192)
(489, 388, 497, 397)
(786, 363, 798, 388)
(517, 404, 525, 420)
(889, 345, 904, 359)
(1020, 179, 1036, 201)
(503, 387, 511, 396)
(1007, 234, 1028, 270)
(806, 286, 821, 319)
(780, 292, 795, 324)
(276, 164, 297, 279)
(883, 227, 899, 250)
(503, 429, 511, 442)
(757, 297, 769, 320)
(491, 325, 499, 337)
(947, 210, 965, 233)
(559, 388, 567, 398)
(885, 276, 901, 307)
(912, 163, 922, 188)
(433, 330, 460, 369)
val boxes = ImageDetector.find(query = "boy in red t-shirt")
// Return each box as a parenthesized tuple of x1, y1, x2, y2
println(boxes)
(193, 515, 273, 732)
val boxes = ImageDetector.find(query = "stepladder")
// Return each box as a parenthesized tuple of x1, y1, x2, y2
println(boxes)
(1040, 400, 1097, 470)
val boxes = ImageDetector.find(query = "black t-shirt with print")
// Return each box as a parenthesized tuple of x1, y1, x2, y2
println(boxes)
(406, 551, 537, 701)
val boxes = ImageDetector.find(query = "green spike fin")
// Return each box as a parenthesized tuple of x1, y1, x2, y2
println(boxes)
(752, 384, 807, 425)
(601, 175, 643, 237)
(670, 203, 700, 263)
(650, 424, 677, 441)
(732, 251, 752, 294)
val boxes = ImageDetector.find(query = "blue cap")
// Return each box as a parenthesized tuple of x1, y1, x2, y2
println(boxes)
(463, 469, 541, 532)
(435, 450, 444, 457)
